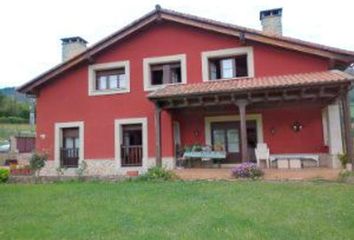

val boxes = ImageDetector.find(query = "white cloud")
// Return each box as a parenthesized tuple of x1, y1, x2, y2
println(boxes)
(0, 0, 353, 88)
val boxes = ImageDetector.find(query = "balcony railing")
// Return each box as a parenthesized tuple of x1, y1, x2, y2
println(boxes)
(60, 148, 79, 168)
(121, 145, 142, 167)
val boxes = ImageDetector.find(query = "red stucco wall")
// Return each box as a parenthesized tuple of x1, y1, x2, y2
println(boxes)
(35, 22, 329, 160)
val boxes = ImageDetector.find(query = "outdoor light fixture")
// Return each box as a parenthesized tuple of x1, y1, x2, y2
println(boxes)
(270, 127, 276, 135)
(291, 121, 303, 132)
(193, 129, 200, 137)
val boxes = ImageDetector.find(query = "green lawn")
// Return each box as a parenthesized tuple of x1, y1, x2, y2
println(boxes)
(0, 181, 353, 240)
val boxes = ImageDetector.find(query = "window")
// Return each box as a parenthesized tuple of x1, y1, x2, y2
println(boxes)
(88, 61, 130, 96)
(96, 68, 126, 90)
(58, 127, 80, 168)
(143, 54, 187, 91)
(202, 47, 254, 81)
(55, 121, 84, 170)
(115, 117, 148, 172)
(209, 55, 248, 80)
(121, 124, 143, 167)
(150, 62, 182, 85)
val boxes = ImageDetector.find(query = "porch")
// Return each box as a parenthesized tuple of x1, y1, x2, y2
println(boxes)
(174, 168, 341, 181)
(149, 71, 354, 170)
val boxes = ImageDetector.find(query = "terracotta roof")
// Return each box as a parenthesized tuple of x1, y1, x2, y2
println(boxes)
(18, 6, 354, 94)
(148, 70, 354, 99)
(161, 8, 354, 57)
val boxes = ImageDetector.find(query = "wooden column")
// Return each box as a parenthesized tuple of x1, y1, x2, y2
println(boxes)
(236, 100, 249, 162)
(341, 91, 353, 171)
(154, 103, 162, 167)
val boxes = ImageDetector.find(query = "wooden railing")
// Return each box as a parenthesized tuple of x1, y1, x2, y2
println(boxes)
(60, 148, 79, 168)
(121, 145, 142, 167)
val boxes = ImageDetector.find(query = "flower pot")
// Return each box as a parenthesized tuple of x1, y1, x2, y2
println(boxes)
(10, 168, 32, 176)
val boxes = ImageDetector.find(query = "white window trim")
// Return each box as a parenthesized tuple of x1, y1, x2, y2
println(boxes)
(88, 60, 130, 96)
(201, 47, 255, 82)
(143, 54, 187, 91)
(114, 117, 148, 173)
(54, 121, 84, 168)
(204, 114, 263, 146)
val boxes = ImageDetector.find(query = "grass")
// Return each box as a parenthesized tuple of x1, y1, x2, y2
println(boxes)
(0, 123, 35, 143)
(0, 181, 354, 239)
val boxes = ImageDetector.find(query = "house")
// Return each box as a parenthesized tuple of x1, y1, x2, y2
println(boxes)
(18, 6, 354, 176)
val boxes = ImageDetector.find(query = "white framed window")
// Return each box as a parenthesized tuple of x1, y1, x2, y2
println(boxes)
(88, 61, 130, 96)
(143, 54, 187, 91)
(201, 47, 254, 81)
(115, 118, 148, 174)
(54, 121, 84, 169)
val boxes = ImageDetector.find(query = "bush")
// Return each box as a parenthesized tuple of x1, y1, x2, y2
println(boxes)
(137, 166, 177, 181)
(30, 152, 48, 177)
(231, 162, 263, 179)
(338, 153, 348, 169)
(0, 168, 9, 183)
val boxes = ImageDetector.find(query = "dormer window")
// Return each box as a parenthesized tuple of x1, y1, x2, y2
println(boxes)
(202, 47, 254, 81)
(88, 61, 130, 96)
(143, 54, 187, 91)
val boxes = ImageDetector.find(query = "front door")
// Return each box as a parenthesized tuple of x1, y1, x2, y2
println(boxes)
(211, 120, 258, 163)
(211, 122, 240, 163)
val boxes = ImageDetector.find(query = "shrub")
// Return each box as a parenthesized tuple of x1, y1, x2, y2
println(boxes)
(338, 153, 348, 169)
(0, 168, 10, 183)
(30, 152, 48, 177)
(231, 162, 263, 179)
(0, 116, 27, 124)
(137, 166, 177, 181)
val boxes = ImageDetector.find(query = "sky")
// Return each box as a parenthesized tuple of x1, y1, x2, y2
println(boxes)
(0, 0, 353, 88)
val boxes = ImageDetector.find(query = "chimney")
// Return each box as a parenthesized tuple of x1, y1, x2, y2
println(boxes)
(260, 8, 283, 35)
(61, 36, 88, 62)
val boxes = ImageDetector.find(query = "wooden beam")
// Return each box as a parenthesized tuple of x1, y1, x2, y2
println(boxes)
(235, 99, 249, 162)
(154, 103, 162, 167)
(341, 91, 354, 171)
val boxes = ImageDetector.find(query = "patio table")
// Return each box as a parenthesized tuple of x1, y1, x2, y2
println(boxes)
(183, 151, 226, 168)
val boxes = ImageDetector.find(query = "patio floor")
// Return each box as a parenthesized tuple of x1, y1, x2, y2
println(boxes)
(173, 168, 341, 181)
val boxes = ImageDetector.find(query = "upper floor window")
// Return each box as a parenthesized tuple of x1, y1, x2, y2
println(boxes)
(88, 61, 130, 96)
(150, 62, 182, 85)
(202, 47, 254, 81)
(96, 68, 126, 90)
(143, 54, 187, 91)
(209, 55, 248, 80)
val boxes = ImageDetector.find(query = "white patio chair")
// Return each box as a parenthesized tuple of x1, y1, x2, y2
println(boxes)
(255, 143, 270, 168)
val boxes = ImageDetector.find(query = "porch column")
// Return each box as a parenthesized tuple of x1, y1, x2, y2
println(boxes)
(341, 91, 353, 171)
(236, 100, 249, 162)
(154, 103, 162, 167)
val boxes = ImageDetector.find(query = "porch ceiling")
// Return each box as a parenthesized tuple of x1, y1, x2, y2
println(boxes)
(148, 70, 354, 109)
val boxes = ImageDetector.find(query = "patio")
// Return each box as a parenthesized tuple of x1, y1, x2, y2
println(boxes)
(174, 168, 341, 181)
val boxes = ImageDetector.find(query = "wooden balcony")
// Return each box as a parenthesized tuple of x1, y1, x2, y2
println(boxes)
(121, 145, 142, 167)
(60, 148, 79, 168)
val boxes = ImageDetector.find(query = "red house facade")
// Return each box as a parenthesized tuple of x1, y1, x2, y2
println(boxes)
(18, 7, 354, 175)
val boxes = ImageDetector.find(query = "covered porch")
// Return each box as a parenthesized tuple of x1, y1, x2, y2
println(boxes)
(149, 70, 354, 170)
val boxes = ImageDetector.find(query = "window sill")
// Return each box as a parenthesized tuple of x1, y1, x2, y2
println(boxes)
(89, 88, 130, 96)
(144, 82, 185, 92)
(205, 75, 252, 82)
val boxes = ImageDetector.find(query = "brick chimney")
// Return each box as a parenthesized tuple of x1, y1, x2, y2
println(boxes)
(61, 37, 88, 62)
(260, 8, 283, 36)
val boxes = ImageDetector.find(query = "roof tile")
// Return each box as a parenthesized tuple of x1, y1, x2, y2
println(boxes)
(148, 70, 353, 98)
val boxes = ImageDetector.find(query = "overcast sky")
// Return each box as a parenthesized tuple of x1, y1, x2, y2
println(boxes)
(0, 0, 353, 88)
